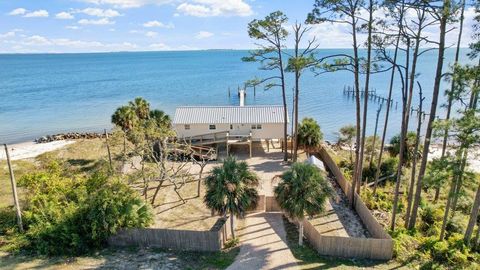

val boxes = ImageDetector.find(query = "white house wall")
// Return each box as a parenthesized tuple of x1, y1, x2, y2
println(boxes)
(174, 123, 283, 140)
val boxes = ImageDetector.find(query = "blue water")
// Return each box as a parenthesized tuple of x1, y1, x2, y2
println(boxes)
(0, 49, 473, 144)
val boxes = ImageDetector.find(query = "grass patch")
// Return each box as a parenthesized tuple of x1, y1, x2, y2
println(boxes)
(180, 247, 240, 270)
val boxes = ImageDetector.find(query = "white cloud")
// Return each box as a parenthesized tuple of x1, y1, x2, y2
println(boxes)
(195, 31, 213, 39)
(14, 34, 139, 53)
(66, 25, 81, 30)
(79, 8, 122, 17)
(78, 18, 115, 25)
(149, 43, 171, 50)
(8, 8, 27, 16)
(78, 0, 173, 9)
(24, 10, 49, 18)
(24, 35, 51, 45)
(143, 20, 174, 28)
(0, 31, 16, 39)
(56, 12, 74, 19)
(177, 0, 252, 17)
(145, 31, 158, 37)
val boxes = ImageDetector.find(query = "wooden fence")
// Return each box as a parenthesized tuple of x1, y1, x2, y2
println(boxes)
(303, 219, 393, 260)
(309, 147, 393, 259)
(109, 216, 233, 252)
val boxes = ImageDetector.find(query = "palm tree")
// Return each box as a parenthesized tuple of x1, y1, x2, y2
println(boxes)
(129, 97, 150, 120)
(275, 162, 334, 245)
(204, 156, 259, 239)
(338, 124, 356, 166)
(149, 109, 171, 128)
(112, 105, 137, 157)
(112, 105, 137, 132)
(297, 117, 323, 155)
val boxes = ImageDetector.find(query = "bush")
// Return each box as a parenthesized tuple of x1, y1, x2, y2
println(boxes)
(380, 157, 398, 177)
(431, 241, 449, 263)
(419, 204, 442, 235)
(446, 216, 464, 238)
(455, 196, 473, 215)
(18, 164, 153, 255)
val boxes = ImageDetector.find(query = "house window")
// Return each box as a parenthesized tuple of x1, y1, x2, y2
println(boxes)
(230, 124, 233, 130)
(251, 124, 262, 130)
(256, 124, 262, 130)
(209, 124, 216, 130)
(184, 124, 190, 130)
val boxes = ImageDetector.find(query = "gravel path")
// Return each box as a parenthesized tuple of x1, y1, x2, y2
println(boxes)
(227, 212, 299, 270)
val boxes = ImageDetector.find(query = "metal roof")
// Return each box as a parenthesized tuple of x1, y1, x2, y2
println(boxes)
(173, 105, 287, 124)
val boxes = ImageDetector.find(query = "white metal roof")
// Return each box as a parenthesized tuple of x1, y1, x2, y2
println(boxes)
(173, 105, 287, 124)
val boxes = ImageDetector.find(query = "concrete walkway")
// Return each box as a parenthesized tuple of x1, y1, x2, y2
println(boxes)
(227, 212, 299, 270)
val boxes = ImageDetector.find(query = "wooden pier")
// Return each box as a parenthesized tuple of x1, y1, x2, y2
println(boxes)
(343, 85, 398, 110)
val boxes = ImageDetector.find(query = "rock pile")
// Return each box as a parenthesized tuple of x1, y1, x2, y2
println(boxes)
(35, 132, 109, 143)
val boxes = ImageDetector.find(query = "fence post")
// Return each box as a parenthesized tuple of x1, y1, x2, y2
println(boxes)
(104, 129, 113, 171)
(4, 144, 24, 233)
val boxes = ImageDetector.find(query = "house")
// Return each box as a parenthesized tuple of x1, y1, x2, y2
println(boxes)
(172, 90, 287, 155)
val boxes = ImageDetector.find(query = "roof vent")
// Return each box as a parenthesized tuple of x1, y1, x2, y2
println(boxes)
(238, 89, 246, 107)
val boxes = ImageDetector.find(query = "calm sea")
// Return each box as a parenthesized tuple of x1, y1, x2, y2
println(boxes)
(0, 49, 472, 144)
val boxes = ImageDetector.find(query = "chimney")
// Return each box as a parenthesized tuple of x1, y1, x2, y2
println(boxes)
(238, 89, 246, 107)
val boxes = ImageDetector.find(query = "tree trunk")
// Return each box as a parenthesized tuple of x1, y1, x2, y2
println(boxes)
(356, 0, 374, 195)
(230, 214, 236, 239)
(293, 29, 300, 162)
(369, 105, 382, 169)
(405, 86, 423, 227)
(373, 20, 402, 194)
(465, 185, 480, 245)
(436, 0, 466, 202)
(408, 0, 450, 230)
(197, 165, 205, 198)
(350, 13, 361, 209)
(298, 218, 304, 246)
(451, 153, 468, 215)
(279, 48, 288, 162)
(392, 7, 427, 229)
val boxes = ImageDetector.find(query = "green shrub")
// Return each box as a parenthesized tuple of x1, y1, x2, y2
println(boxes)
(362, 163, 377, 183)
(455, 196, 473, 215)
(380, 157, 398, 177)
(422, 233, 473, 268)
(431, 241, 449, 263)
(446, 216, 465, 238)
(0, 207, 17, 235)
(18, 165, 153, 255)
(419, 204, 442, 235)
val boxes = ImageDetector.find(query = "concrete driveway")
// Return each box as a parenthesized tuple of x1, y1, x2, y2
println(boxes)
(226, 212, 299, 270)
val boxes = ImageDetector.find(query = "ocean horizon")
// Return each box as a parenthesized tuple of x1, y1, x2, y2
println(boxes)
(0, 48, 472, 144)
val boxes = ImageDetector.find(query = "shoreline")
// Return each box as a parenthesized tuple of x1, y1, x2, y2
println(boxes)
(0, 140, 75, 161)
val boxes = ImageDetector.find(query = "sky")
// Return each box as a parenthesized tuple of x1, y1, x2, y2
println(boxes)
(0, 0, 477, 53)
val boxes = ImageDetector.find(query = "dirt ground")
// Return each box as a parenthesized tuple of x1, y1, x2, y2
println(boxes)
(308, 177, 370, 238)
